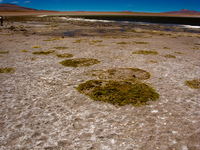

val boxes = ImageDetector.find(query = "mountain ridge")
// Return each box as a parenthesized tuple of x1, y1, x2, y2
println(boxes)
(163, 9, 200, 15)
(0, 3, 38, 11)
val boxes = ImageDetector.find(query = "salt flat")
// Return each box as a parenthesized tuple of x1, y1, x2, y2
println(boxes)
(0, 17, 199, 150)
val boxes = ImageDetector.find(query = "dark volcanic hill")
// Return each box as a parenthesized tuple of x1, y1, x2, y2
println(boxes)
(163, 9, 200, 15)
(0, 3, 37, 11)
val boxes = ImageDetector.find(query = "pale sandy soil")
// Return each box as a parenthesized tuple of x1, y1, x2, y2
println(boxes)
(0, 18, 200, 150)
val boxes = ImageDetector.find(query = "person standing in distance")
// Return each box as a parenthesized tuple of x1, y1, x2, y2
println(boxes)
(0, 16, 3, 26)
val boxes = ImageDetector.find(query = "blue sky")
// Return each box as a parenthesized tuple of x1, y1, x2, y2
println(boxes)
(0, 0, 200, 12)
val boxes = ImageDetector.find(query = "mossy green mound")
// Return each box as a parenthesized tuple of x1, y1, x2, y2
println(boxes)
(60, 58, 100, 67)
(132, 50, 158, 55)
(186, 79, 200, 89)
(88, 68, 150, 80)
(0, 68, 15, 74)
(56, 53, 73, 58)
(77, 80, 159, 106)
(32, 50, 54, 55)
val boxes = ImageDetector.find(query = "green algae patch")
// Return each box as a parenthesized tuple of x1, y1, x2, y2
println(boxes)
(132, 50, 158, 55)
(60, 58, 100, 67)
(53, 47, 68, 50)
(186, 79, 200, 89)
(163, 47, 170, 49)
(0, 67, 15, 74)
(32, 50, 55, 55)
(88, 68, 150, 80)
(56, 53, 73, 58)
(77, 80, 159, 106)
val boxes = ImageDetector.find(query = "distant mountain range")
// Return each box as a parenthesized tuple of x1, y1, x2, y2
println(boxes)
(163, 9, 200, 15)
(0, 3, 38, 11)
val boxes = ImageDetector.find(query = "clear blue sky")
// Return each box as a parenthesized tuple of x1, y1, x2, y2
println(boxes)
(0, 0, 200, 12)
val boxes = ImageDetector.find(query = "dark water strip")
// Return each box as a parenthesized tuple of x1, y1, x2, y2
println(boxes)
(68, 15, 200, 26)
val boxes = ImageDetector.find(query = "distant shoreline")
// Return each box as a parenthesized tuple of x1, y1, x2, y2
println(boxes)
(1, 11, 200, 18)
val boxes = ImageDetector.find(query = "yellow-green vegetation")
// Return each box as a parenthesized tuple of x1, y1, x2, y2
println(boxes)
(43, 37, 61, 41)
(2, 33, 10, 35)
(192, 46, 199, 50)
(74, 39, 83, 43)
(142, 36, 152, 38)
(186, 79, 200, 89)
(43, 39, 54, 41)
(163, 47, 170, 49)
(125, 30, 136, 32)
(51, 25, 58, 27)
(175, 52, 183, 54)
(60, 58, 100, 67)
(163, 54, 176, 58)
(56, 53, 73, 58)
(0, 51, 9, 54)
(0, 67, 15, 74)
(77, 80, 159, 106)
(32, 45, 41, 48)
(26, 57, 36, 61)
(32, 50, 54, 55)
(134, 41, 150, 44)
(92, 40, 102, 43)
(53, 47, 68, 50)
(117, 42, 129, 44)
(132, 50, 158, 55)
(21, 50, 28, 52)
(96, 45, 106, 47)
(88, 68, 150, 80)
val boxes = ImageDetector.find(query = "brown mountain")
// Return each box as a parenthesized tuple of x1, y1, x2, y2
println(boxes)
(163, 9, 200, 15)
(0, 3, 37, 11)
